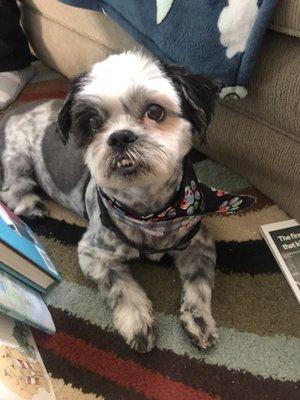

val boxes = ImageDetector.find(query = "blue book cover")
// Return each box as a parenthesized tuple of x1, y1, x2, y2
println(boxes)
(0, 202, 61, 284)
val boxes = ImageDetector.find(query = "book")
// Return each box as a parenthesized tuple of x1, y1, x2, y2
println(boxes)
(0, 269, 55, 335)
(0, 202, 61, 292)
(0, 313, 55, 400)
(260, 219, 300, 304)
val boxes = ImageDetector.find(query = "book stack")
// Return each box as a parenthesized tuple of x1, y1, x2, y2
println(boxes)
(0, 201, 60, 399)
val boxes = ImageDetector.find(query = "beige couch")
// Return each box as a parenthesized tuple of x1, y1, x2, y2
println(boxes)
(20, 0, 300, 220)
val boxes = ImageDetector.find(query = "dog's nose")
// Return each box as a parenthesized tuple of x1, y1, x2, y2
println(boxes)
(108, 130, 137, 148)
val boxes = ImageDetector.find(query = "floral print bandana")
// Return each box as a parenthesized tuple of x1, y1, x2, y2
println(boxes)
(97, 157, 256, 254)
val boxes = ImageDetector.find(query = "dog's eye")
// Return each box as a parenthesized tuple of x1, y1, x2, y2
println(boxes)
(89, 115, 102, 132)
(145, 104, 165, 122)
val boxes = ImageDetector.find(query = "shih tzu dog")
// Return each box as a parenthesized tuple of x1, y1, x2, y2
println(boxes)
(0, 52, 253, 352)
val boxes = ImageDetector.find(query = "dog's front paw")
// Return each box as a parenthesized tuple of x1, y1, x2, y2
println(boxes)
(11, 194, 49, 219)
(127, 324, 155, 353)
(113, 305, 155, 353)
(15, 200, 49, 219)
(181, 309, 218, 350)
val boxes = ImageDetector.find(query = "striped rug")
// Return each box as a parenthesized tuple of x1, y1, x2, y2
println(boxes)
(2, 64, 299, 400)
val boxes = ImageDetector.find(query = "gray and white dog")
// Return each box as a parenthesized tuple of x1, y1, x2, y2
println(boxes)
(0, 52, 220, 353)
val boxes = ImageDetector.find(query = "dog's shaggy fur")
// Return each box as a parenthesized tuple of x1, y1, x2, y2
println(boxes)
(0, 52, 219, 352)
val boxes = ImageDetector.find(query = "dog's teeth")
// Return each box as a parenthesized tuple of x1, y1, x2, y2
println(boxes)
(121, 159, 132, 167)
(115, 159, 133, 169)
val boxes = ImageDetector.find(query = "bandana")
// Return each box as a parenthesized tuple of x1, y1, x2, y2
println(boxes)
(97, 157, 256, 255)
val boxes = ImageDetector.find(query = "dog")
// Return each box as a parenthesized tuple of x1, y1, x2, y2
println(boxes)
(0, 52, 222, 353)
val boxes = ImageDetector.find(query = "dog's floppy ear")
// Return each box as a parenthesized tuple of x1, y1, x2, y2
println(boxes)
(161, 63, 220, 142)
(56, 73, 86, 144)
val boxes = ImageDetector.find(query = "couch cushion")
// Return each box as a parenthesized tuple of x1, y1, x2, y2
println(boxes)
(269, 0, 300, 37)
(224, 30, 300, 139)
(21, 0, 138, 54)
(199, 102, 300, 221)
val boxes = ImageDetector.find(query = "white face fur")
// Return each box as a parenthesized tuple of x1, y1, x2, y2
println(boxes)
(58, 52, 218, 190)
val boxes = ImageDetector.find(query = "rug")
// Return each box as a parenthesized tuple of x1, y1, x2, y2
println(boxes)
(1, 65, 299, 400)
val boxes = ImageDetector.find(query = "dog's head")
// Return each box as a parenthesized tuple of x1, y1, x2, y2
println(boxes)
(56, 52, 219, 189)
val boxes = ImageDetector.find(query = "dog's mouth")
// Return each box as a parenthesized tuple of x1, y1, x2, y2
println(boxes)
(105, 143, 153, 179)
(111, 157, 139, 175)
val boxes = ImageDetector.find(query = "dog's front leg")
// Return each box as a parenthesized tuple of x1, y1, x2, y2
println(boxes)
(172, 224, 218, 349)
(78, 231, 155, 353)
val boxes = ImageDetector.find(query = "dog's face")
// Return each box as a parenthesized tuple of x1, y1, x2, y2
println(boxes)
(57, 52, 219, 189)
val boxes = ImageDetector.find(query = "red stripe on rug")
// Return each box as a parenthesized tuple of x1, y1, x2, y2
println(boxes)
(36, 332, 220, 400)
(19, 91, 67, 101)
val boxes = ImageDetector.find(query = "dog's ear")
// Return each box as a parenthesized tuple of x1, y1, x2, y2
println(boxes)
(161, 64, 220, 142)
(56, 74, 86, 144)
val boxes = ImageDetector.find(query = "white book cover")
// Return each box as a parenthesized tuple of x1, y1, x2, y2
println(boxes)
(0, 313, 55, 400)
(260, 219, 300, 304)
(0, 269, 55, 335)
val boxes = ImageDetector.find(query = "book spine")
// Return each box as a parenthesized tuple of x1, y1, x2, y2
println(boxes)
(0, 262, 46, 294)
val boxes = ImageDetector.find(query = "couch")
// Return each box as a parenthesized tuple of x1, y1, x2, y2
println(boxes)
(20, 0, 300, 220)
